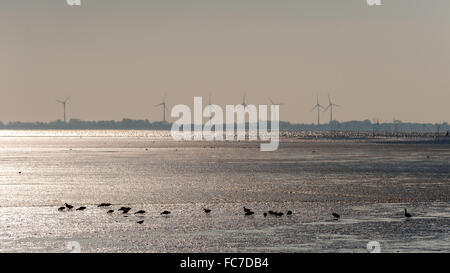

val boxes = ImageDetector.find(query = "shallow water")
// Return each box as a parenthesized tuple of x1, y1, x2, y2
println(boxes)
(0, 131, 449, 253)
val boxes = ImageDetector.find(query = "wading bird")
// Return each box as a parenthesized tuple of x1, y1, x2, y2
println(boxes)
(118, 207, 131, 214)
(332, 212, 340, 220)
(404, 209, 412, 218)
(203, 208, 211, 214)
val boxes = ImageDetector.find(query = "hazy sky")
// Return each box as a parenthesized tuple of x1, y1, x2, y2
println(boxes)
(1, 0, 449, 124)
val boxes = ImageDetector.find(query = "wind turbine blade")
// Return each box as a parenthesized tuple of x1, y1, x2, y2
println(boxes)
(324, 105, 330, 111)
(268, 98, 275, 105)
(155, 103, 163, 107)
(328, 94, 331, 104)
(65, 96, 71, 103)
(56, 100, 64, 104)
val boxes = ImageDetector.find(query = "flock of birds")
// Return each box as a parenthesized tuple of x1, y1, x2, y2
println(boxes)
(58, 202, 172, 224)
(244, 206, 293, 217)
(57, 203, 414, 224)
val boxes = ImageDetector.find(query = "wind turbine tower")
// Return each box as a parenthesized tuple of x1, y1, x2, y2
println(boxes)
(241, 93, 248, 108)
(155, 94, 168, 122)
(311, 95, 324, 125)
(207, 93, 213, 119)
(324, 95, 340, 124)
(56, 96, 71, 123)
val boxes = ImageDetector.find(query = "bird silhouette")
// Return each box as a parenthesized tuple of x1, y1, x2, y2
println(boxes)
(404, 209, 412, 218)
(245, 211, 254, 216)
(58, 207, 65, 211)
(161, 210, 171, 215)
(107, 210, 114, 214)
(243, 207, 252, 213)
(332, 212, 340, 220)
(76, 207, 86, 211)
(203, 208, 211, 214)
(97, 203, 111, 207)
(136, 220, 144, 224)
(287, 210, 293, 215)
(134, 210, 146, 215)
(64, 203, 74, 210)
(118, 207, 131, 214)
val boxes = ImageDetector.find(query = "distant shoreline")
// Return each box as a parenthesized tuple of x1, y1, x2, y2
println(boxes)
(0, 129, 449, 144)
(0, 118, 448, 133)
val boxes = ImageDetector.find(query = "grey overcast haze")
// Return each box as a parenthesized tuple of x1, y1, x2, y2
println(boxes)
(0, 0, 449, 124)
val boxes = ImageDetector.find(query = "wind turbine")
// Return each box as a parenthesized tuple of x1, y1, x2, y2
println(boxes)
(323, 95, 340, 124)
(207, 93, 214, 119)
(155, 94, 168, 122)
(241, 93, 248, 108)
(311, 95, 324, 125)
(268, 98, 284, 106)
(56, 96, 71, 123)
